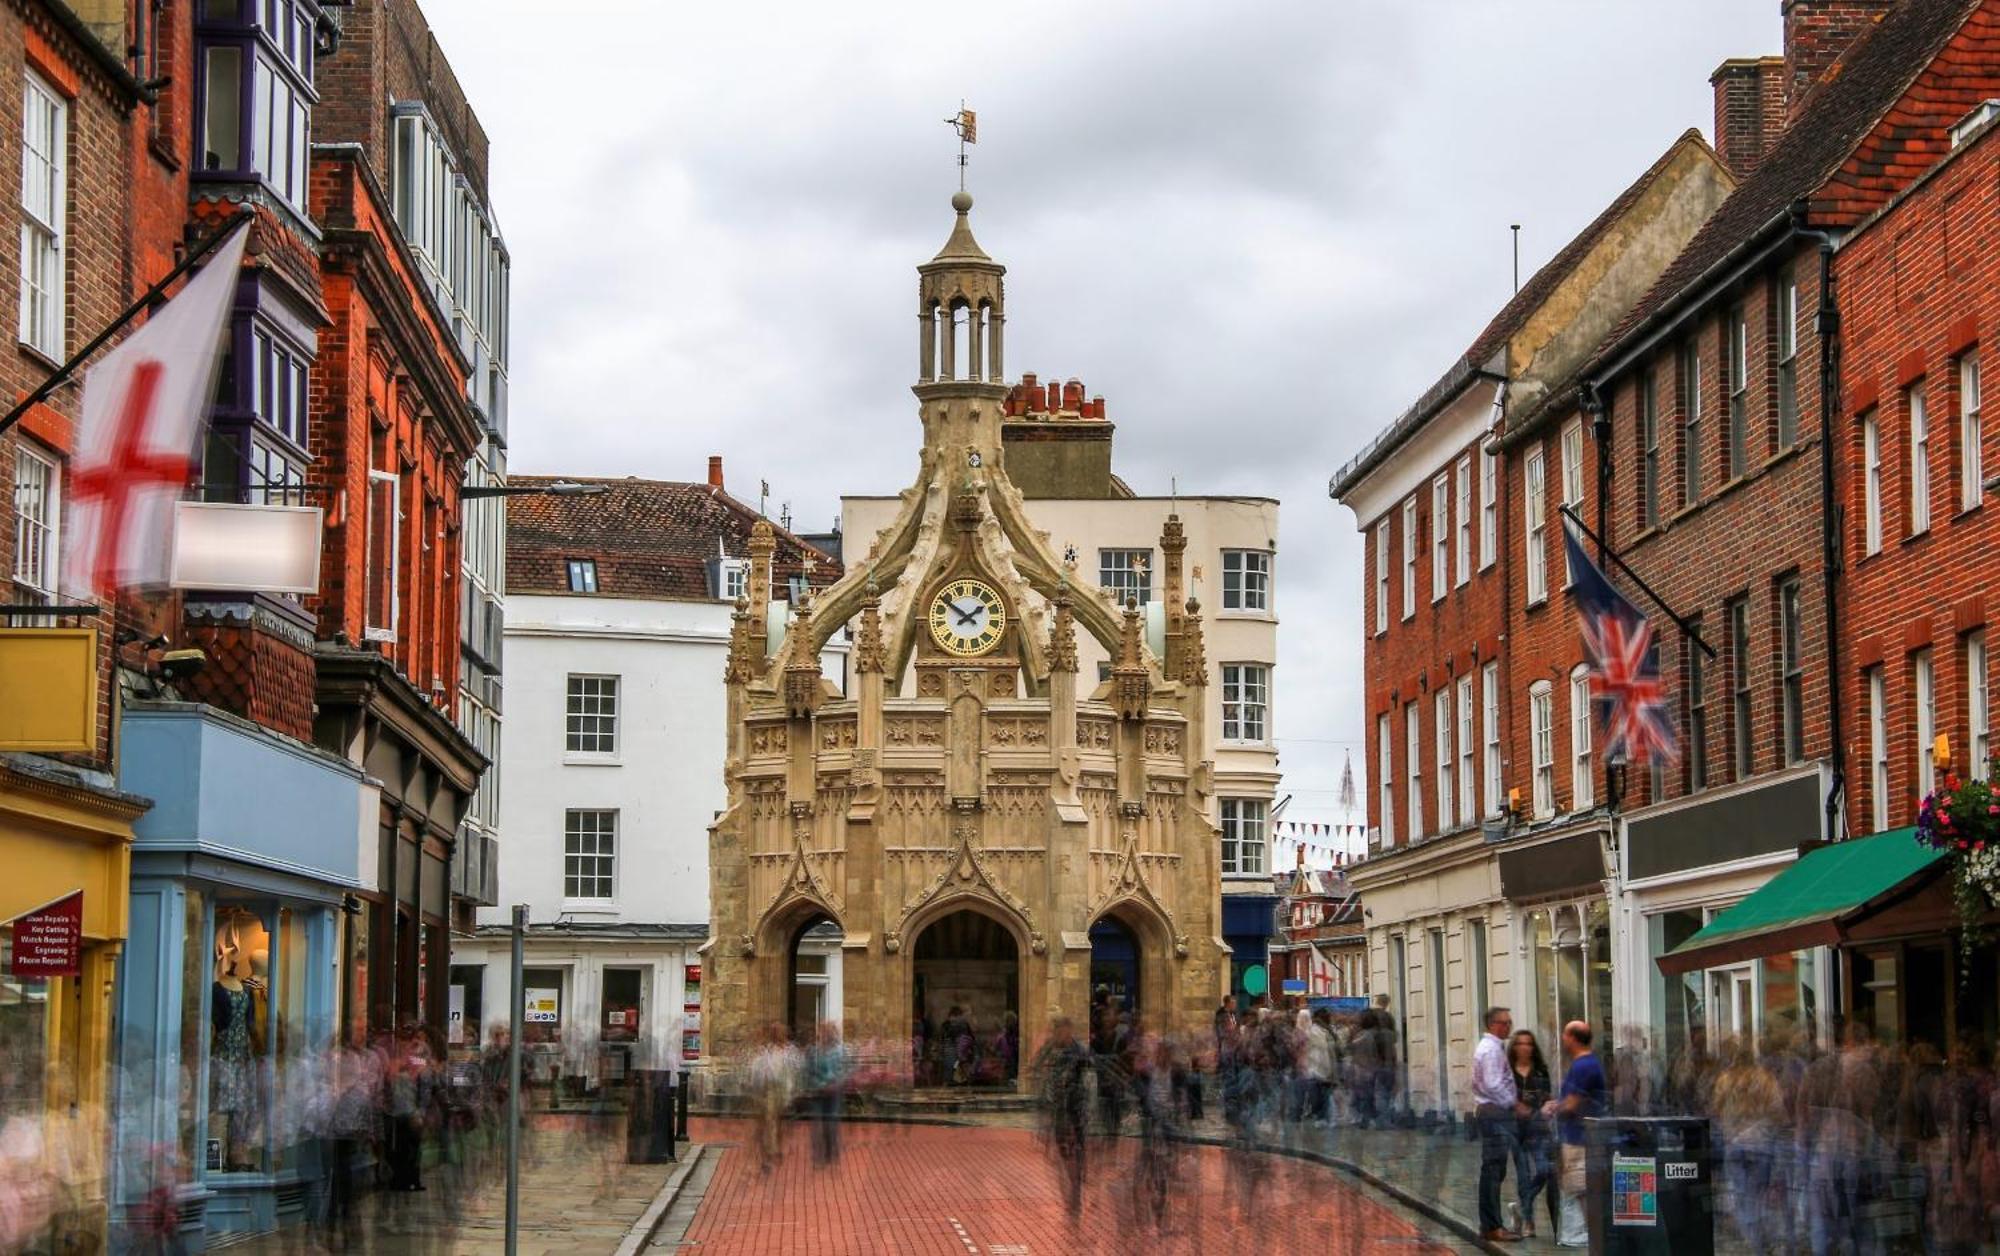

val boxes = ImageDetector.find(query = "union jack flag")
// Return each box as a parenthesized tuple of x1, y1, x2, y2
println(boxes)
(1563, 525, 1677, 765)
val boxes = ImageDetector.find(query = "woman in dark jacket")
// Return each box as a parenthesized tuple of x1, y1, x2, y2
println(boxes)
(1510, 1029, 1556, 1238)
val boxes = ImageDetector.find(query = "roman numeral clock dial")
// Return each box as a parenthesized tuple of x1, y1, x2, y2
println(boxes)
(928, 578, 1006, 658)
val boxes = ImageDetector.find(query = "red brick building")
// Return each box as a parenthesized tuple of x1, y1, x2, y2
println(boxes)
(1495, 0, 2000, 1058)
(1837, 42, 2000, 899)
(1332, 130, 1733, 1113)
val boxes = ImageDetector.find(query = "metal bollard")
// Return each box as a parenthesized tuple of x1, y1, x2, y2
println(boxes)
(675, 1068, 691, 1140)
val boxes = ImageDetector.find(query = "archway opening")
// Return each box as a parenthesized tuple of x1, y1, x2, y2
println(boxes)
(913, 908, 1018, 1087)
(1088, 912, 1141, 1019)
(785, 913, 844, 1047)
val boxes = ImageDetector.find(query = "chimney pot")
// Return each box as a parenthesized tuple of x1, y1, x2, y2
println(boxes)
(1063, 379, 1084, 410)
(708, 455, 724, 489)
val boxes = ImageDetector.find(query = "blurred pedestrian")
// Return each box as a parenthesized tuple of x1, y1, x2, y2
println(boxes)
(748, 1022, 800, 1172)
(1547, 1019, 1605, 1248)
(805, 1020, 853, 1166)
(1036, 1016, 1091, 1220)
(1508, 1029, 1554, 1238)
(1471, 1006, 1522, 1243)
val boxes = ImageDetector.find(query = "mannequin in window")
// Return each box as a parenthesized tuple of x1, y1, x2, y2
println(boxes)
(211, 916, 266, 1171)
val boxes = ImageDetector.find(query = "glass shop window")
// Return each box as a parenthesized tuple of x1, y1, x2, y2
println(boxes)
(207, 905, 272, 1174)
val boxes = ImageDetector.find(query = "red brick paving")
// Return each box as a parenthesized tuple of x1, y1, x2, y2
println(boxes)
(683, 1118, 1458, 1255)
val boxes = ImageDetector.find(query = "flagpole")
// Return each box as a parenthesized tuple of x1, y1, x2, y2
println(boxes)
(0, 210, 254, 442)
(1557, 504, 1716, 659)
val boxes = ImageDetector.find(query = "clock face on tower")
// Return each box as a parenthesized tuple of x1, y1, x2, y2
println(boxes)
(928, 577, 1007, 657)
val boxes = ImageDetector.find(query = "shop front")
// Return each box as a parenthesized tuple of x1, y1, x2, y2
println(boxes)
(0, 754, 150, 1250)
(1658, 826, 1979, 1052)
(112, 703, 368, 1247)
(1497, 821, 1614, 1058)
(1614, 764, 1835, 1064)
(454, 923, 710, 1103)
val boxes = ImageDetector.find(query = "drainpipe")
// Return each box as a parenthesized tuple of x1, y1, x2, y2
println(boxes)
(1792, 203, 1846, 842)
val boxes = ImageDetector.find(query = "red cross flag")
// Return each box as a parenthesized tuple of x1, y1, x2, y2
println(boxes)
(64, 221, 249, 598)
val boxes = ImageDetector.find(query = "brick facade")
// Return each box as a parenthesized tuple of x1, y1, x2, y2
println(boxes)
(1840, 113, 2000, 835)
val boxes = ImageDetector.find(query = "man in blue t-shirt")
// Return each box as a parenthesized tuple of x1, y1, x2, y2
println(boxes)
(1547, 1020, 1606, 1248)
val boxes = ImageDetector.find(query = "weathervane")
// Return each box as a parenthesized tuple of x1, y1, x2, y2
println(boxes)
(944, 102, 977, 191)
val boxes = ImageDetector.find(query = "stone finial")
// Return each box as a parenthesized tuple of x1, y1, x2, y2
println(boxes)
(1111, 601, 1150, 720)
(724, 598, 755, 684)
(746, 518, 776, 661)
(1047, 591, 1078, 674)
(1161, 512, 1187, 674)
(783, 600, 821, 718)
(855, 591, 887, 676)
(1180, 596, 1208, 687)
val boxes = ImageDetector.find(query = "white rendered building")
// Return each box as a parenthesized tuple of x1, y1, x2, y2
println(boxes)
(454, 464, 842, 1083)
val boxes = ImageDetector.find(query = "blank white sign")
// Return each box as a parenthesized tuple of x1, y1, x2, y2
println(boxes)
(170, 501, 324, 594)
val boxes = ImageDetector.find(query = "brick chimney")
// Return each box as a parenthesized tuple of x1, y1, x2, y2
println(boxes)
(708, 455, 724, 489)
(1711, 56, 1787, 178)
(1783, 0, 1894, 122)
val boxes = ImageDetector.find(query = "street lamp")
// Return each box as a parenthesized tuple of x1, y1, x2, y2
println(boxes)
(461, 479, 607, 500)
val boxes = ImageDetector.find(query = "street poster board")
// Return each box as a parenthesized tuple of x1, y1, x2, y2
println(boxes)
(524, 987, 560, 1024)
(1611, 1154, 1658, 1226)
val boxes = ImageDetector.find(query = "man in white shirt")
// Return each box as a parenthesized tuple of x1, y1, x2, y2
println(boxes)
(1471, 1005, 1523, 1242)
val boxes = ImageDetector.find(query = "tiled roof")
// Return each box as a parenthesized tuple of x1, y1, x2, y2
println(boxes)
(1329, 131, 1711, 499)
(1603, 0, 1982, 353)
(506, 476, 841, 601)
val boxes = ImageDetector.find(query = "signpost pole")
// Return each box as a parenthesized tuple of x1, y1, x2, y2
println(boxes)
(505, 903, 525, 1255)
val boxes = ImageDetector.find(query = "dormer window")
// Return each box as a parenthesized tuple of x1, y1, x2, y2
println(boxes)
(566, 558, 598, 593)
(721, 559, 749, 601)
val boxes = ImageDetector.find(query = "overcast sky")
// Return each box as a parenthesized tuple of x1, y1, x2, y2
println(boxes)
(423, 0, 1779, 846)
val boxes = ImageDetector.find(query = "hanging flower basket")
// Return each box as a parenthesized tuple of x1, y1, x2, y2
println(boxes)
(1914, 764, 2000, 955)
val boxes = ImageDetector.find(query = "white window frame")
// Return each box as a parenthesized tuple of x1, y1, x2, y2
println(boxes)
(1374, 519, 1390, 635)
(364, 470, 400, 642)
(562, 808, 618, 902)
(1435, 689, 1455, 832)
(1971, 630, 1990, 780)
(1454, 456, 1473, 587)
(1962, 353, 1983, 513)
(721, 558, 749, 601)
(1560, 418, 1584, 587)
(1524, 446, 1548, 606)
(1530, 681, 1554, 819)
(1400, 497, 1417, 621)
(564, 673, 621, 758)
(1777, 269, 1799, 448)
(1868, 665, 1889, 833)
(1916, 648, 1936, 797)
(1221, 549, 1272, 613)
(1220, 798, 1268, 877)
(1221, 663, 1270, 744)
(18, 71, 66, 361)
(1430, 474, 1449, 602)
(1479, 446, 1498, 569)
(1911, 384, 1931, 535)
(1570, 665, 1594, 810)
(1377, 712, 1395, 846)
(1098, 548, 1153, 607)
(1457, 674, 1476, 822)
(1863, 412, 1883, 555)
(11, 445, 59, 602)
(1406, 702, 1423, 839)
(1482, 662, 1501, 816)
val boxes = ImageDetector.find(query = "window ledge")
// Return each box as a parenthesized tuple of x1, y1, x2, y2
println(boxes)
(1524, 595, 1549, 613)
(17, 340, 64, 373)
(559, 899, 618, 914)
(1952, 500, 1984, 524)
(1902, 528, 1933, 549)
(563, 754, 622, 767)
(1217, 609, 1276, 622)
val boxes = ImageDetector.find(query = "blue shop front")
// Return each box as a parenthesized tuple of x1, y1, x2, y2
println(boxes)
(1224, 892, 1282, 1005)
(112, 701, 370, 1247)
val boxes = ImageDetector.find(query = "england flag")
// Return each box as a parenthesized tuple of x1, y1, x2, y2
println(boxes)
(64, 220, 249, 598)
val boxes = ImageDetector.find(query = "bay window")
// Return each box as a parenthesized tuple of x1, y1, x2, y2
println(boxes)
(196, 0, 317, 212)
(1220, 799, 1268, 876)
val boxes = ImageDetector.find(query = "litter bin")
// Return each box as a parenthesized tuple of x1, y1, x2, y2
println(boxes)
(625, 1070, 678, 1163)
(1582, 1115, 1713, 1255)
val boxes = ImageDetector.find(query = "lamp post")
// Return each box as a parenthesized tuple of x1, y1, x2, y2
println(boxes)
(505, 903, 526, 1255)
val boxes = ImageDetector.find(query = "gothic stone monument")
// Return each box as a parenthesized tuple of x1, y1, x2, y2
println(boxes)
(704, 191, 1226, 1081)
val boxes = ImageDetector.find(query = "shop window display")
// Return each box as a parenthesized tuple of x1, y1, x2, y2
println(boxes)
(209, 905, 269, 1172)
(0, 929, 49, 1119)
(177, 890, 209, 1170)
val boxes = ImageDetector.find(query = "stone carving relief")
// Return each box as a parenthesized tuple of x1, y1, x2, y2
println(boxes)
(1142, 726, 1184, 756)
(748, 725, 788, 756)
(819, 720, 858, 751)
(1075, 718, 1114, 750)
(987, 718, 1050, 748)
(885, 717, 946, 747)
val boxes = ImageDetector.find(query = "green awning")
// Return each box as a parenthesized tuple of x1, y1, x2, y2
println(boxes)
(1656, 827, 1944, 975)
